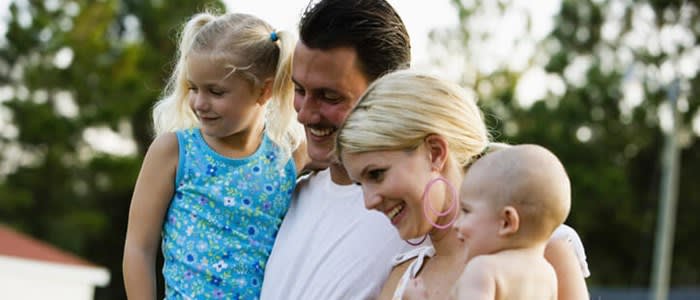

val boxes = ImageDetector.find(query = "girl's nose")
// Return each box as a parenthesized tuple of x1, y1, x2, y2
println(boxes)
(192, 92, 209, 112)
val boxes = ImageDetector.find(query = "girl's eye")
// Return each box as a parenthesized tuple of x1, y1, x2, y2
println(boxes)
(294, 85, 305, 96)
(367, 169, 384, 181)
(210, 89, 224, 96)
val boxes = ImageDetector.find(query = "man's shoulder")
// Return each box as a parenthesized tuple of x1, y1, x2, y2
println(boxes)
(294, 169, 325, 194)
(296, 168, 328, 185)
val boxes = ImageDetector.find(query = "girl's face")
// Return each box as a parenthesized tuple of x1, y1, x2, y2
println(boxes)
(453, 171, 502, 260)
(187, 52, 266, 139)
(343, 145, 455, 240)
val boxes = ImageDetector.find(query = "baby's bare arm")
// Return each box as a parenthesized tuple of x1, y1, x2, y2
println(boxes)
(452, 257, 495, 300)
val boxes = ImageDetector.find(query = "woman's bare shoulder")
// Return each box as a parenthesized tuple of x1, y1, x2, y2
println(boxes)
(378, 257, 415, 300)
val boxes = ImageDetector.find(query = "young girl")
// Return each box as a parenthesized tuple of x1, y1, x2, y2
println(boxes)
(123, 11, 306, 299)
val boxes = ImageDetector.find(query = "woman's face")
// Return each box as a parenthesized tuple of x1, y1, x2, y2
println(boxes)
(343, 145, 454, 240)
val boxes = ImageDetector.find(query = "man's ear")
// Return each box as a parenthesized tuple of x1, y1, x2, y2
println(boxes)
(257, 78, 274, 105)
(499, 206, 520, 236)
(424, 134, 449, 171)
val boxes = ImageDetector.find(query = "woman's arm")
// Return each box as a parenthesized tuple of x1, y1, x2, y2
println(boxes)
(545, 238, 590, 300)
(123, 133, 178, 299)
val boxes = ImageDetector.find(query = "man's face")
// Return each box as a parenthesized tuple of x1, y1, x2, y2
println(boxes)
(292, 42, 369, 164)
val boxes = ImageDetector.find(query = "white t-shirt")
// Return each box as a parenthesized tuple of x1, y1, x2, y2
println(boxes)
(261, 169, 412, 300)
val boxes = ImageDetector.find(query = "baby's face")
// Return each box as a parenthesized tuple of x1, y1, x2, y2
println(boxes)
(452, 168, 502, 261)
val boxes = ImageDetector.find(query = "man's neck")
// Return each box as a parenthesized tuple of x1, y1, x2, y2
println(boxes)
(329, 163, 353, 185)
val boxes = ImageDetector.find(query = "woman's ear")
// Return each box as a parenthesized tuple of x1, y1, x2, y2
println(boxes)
(499, 206, 520, 236)
(424, 134, 449, 171)
(257, 78, 274, 105)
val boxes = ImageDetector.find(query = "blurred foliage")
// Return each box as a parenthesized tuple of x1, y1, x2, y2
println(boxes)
(0, 0, 224, 299)
(1, 0, 698, 298)
(435, 0, 699, 287)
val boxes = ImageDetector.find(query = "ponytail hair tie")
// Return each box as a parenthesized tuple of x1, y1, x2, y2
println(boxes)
(270, 31, 278, 42)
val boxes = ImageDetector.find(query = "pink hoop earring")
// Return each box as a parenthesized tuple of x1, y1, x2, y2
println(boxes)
(422, 176, 458, 230)
(405, 234, 428, 246)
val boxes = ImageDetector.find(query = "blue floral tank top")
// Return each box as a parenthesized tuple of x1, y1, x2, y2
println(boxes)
(162, 128, 296, 299)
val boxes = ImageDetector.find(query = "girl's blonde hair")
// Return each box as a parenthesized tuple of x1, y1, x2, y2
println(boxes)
(336, 70, 490, 169)
(152, 12, 303, 162)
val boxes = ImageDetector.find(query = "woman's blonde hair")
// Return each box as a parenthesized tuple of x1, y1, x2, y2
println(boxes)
(152, 12, 303, 162)
(336, 70, 490, 169)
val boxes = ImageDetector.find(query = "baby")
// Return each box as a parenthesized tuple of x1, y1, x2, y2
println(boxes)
(405, 144, 571, 300)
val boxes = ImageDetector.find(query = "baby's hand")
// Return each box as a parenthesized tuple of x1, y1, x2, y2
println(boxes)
(403, 277, 429, 300)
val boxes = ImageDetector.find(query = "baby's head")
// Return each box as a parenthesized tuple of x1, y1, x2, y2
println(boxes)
(455, 144, 571, 254)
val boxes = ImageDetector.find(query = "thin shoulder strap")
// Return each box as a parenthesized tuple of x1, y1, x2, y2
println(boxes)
(392, 246, 435, 300)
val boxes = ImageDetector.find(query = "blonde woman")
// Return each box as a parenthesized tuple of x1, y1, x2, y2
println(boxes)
(336, 70, 590, 299)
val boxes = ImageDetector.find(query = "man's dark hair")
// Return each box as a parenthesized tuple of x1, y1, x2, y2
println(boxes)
(299, 0, 411, 81)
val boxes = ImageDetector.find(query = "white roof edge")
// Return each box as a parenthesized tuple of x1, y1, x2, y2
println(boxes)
(0, 255, 111, 286)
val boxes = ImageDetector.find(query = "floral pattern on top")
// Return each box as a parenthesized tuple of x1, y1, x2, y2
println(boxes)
(162, 128, 296, 299)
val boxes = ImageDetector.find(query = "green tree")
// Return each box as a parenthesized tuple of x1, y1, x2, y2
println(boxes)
(433, 0, 699, 287)
(0, 1, 224, 298)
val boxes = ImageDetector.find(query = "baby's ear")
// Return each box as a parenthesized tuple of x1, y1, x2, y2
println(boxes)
(499, 206, 520, 236)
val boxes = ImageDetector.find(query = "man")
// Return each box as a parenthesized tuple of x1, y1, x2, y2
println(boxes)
(260, 0, 413, 298)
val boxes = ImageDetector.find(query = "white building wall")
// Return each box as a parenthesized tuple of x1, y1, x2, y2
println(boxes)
(0, 256, 109, 300)
(0, 276, 95, 300)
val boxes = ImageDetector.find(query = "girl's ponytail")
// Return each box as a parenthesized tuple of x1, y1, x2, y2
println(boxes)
(265, 29, 304, 163)
(152, 13, 215, 136)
